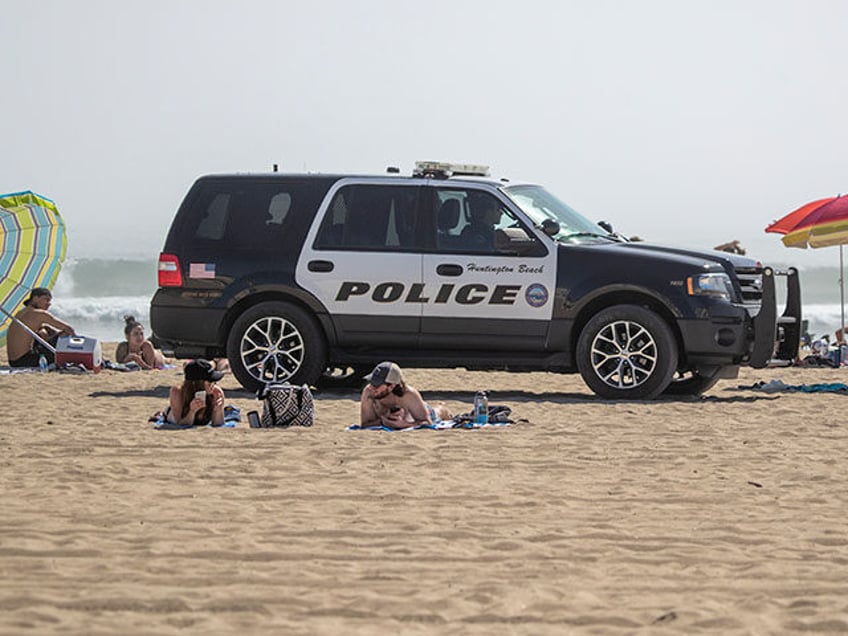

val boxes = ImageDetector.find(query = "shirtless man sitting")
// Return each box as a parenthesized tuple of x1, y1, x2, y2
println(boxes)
(6, 287, 75, 367)
(359, 361, 452, 429)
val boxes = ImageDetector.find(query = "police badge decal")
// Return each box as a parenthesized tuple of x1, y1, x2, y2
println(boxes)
(525, 283, 549, 308)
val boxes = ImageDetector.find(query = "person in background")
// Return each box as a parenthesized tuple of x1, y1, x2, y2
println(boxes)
(115, 315, 167, 369)
(6, 287, 75, 367)
(359, 361, 452, 429)
(167, 359, 226, 426)
(714, 240, 747, 255)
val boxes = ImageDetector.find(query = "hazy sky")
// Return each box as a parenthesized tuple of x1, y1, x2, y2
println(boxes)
(3, 0, 847, 267)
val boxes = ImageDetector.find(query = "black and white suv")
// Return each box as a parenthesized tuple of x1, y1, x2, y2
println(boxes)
(150, 161, 801, 399)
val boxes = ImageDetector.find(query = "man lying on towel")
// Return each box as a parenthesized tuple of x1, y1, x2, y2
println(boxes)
(360, 361, 452, 430)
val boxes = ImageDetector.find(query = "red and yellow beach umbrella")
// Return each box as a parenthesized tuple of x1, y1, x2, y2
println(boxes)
(766, 194, 848, 334)
(765, 195, 848, 248)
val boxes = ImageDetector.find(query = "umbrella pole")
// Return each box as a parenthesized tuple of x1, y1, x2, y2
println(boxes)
(0, 306, 57, 354)
(842, 245, 846, 344)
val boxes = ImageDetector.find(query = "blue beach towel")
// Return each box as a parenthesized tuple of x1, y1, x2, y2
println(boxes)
(151, 405, 242, 430)
(738, 380, 848, 394)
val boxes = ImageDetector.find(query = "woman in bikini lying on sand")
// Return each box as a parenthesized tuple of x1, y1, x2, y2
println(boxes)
(115, 315, 167, 369)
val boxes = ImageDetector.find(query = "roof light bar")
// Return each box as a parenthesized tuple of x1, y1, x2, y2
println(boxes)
(413, 161, 490, 179)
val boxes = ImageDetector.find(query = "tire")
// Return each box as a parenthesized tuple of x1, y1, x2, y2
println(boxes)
(226, 301, 326, 392)
(576, 304, 678, 400)
(662, 370, 721, 396)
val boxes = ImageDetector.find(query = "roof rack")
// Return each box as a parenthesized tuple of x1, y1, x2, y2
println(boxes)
(413, 161, 490, 179)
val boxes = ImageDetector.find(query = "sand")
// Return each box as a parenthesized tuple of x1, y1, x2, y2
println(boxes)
(2, 344, 847, 635)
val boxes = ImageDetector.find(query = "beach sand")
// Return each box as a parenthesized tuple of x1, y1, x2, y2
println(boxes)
(2, 344, 847, 634)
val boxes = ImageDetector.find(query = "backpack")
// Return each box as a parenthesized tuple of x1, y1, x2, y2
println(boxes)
(453, 404, 514, 425)
(257, 383, 315, 428)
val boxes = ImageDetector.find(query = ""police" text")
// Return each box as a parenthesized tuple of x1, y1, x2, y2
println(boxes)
(336, 282, 522, 305)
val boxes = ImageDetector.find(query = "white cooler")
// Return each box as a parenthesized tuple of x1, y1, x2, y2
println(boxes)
(55, 335, 103, 372)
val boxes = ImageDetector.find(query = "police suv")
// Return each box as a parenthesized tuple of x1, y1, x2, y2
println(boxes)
(150, 161, 801, 399)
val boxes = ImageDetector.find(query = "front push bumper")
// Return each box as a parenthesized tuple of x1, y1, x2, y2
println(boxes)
(748, 267, 801, 368)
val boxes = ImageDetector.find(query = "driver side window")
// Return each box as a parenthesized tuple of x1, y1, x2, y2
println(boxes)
(433, 188, 542, 256)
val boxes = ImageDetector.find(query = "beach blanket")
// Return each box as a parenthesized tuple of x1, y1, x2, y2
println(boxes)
(150, 405, 242, 429)
(104, 360, 178, 372)
(737, 379, 848, 394)
(347, 419, 512, 431)
(0, 366, 42, 375)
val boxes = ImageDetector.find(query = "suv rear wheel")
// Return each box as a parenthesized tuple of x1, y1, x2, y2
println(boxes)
(576, 304, 677, 400)
(226, 301, 326, 392)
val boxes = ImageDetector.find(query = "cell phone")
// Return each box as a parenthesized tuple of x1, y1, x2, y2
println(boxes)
(247, 410, 261, 428)
(194, 390, 207, 401)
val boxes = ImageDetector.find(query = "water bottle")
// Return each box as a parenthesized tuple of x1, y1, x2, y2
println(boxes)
(38, 354, 48, 372)
(474, 391, 488, 424)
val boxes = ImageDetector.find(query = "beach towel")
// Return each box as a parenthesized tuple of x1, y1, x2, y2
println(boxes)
(0, 366, 42, 375)
(103, 360, 141, 372)
(150, 405, 242, 429)
(737, 379, 848, 394)
(347, 419, 513, 431)
(348, 403, 520, 431)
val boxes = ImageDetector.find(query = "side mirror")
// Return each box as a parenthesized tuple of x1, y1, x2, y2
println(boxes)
(541, 219, 560, 237)
(495, 228, 547, 256)
(597, 220, 613, 234)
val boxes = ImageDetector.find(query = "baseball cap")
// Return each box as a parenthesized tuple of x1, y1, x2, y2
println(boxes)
(23, 287, 52, 306)
(364, 361, 404, 386)
(184, 359, 225, 382)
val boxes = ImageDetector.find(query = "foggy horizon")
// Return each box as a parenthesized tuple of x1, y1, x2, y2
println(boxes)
(4, 1, 848, 269)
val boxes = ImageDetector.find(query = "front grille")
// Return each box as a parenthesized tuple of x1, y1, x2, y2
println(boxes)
(735, 265, 763, 306)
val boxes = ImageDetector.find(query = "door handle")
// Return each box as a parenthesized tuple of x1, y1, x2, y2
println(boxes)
(307, 260, 334, 272)
(436, 264, 463, 276)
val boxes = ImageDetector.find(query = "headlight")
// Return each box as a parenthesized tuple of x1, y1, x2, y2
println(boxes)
(686, 273, 734, 301)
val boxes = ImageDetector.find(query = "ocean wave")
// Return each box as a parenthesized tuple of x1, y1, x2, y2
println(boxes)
(802, 303, 848, 340)
(54, 257, 157, 298)
(51, 295, 152, 342)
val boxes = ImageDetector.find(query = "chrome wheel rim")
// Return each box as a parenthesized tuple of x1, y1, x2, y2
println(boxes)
(240, 316, 304, 383)
(590, 320, 658, 390)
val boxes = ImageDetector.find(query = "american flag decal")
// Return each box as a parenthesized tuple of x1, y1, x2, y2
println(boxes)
(189, 262, 216, 279)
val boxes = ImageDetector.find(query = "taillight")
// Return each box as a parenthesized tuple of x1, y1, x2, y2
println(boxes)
(158, 253, 183, 287)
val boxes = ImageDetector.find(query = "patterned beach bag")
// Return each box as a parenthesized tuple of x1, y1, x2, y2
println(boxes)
(258, 383, 315, 428)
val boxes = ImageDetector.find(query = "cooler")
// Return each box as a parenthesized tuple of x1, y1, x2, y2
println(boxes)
(55, 335, 103, 372)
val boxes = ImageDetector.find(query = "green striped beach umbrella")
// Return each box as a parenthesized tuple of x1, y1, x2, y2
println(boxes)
(0, 191, 67, 345)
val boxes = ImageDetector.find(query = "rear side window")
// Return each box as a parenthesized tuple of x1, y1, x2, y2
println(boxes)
(314, 184, 420, 251)
(183, 181, 318, 250)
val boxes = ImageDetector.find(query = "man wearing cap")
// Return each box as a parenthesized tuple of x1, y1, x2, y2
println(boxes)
(360, 361, 452, 429)
(6, 287, 75, 367)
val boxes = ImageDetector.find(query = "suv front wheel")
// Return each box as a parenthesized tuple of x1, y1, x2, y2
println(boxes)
(576, 304, 678, 400)
(226, 301, 327, 392)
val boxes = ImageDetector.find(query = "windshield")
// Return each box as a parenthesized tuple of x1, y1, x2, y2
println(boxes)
(503, 184, 616, 243)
